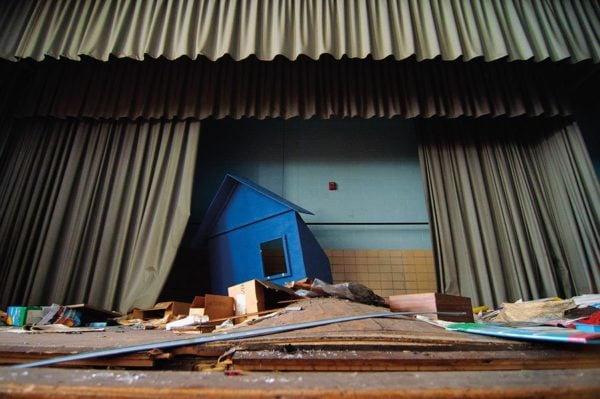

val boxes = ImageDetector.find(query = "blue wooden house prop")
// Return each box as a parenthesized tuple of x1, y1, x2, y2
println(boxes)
(199, 174, 332, 294)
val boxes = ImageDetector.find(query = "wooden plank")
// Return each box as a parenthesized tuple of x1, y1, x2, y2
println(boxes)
(1, 368, 600, 398)
(232, 348, 600, 371)
(0, 329, 181, 355)
(0, 351, 163, 368)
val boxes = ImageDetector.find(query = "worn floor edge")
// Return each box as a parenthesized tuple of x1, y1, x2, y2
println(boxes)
(1, 368, 599, 398)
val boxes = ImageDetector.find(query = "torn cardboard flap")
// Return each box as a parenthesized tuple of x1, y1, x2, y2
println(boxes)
(131, 301, 191, 321)
(189, 294, 234, 320)
(189, 296, 205, 314)
(228, 279, 299, 317)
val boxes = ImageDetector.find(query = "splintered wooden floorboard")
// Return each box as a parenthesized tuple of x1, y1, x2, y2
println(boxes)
(1, 368, 600, 399)
(0, 328, 187, 368)
(0, 328, 185, 353)
(232, 348, 600, 371)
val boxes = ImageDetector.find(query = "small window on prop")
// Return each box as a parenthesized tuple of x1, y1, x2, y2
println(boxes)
(260, 237, 288, 279)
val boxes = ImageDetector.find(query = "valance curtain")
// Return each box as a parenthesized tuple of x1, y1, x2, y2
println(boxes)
(1, 0, 599, 63)
(10, 56, 572, 120)
(419, 119, 600, 307)
(0, 118, 199, 312)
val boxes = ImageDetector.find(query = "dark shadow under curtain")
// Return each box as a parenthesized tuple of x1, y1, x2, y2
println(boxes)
(0, 118, 199, 313)
(418, 118, 600, 307)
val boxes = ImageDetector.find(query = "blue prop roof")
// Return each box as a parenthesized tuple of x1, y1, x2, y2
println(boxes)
(199, 174, 313, 239)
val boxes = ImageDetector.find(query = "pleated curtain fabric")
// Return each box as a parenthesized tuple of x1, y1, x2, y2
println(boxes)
(0, 118, 199, 313)
(1, 0, 599, 63)
(0, 0, 598, 315)
(418, 119, 600, 307)
(7, 56, 573, 120)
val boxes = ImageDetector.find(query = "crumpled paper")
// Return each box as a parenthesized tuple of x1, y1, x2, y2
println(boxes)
(493, 299, 576, 323)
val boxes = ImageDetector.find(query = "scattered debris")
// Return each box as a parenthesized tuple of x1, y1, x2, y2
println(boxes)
(2, 277, 598, 356)
(131, 302, 190, 321)
(6, 306, 42, 326)
(189, 294, 235, 320)
(492, 298, 576, 324)
(224, 369, 244, 376)
(418, 296, 600, 344)
(117, 315, 168, 330)
(229, 279, 299, 321)
(287, 278, 385, 306)
(10, 310, 457, 369)
(65, 304, 121, 325)
(1, 303, 121, 333)
(36, 304, 82, 327)
(446, 322, 600, 344)
(166, 314, 210, 331)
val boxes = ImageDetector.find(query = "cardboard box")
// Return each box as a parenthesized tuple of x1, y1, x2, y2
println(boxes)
(189, 294, 235, 320)
(131, 301, 190, 320)
(389, 293, 474, 322)
(228, 279, 298, 316)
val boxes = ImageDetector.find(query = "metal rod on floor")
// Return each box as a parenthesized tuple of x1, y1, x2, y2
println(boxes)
(10, 311, 465, 369)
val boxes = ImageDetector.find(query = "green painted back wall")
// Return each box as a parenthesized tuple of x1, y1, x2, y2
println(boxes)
(192, 118, 431, 250)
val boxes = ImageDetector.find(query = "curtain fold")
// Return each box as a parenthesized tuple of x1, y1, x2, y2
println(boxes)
(0, 0, 36, 61)
(10, 56, 573, 120)
(0, 60, 28, 117)
(1, 0, 598, 63)
(0, 118, 199, 313)
(419, 118, 600, 307)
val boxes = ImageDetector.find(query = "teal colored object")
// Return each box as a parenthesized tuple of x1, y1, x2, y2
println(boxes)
(448, 322, 600, 344)
(575, 323, 600, 333)
(199, 174, 332, 294)
(6, 306, 42, 326)
(7, 306, 27, 326)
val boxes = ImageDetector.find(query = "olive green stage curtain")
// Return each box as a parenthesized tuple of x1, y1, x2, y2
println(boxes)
(1, 0, 599, 63)
(419, 119, 600, 307)
(0, 118, 199, 313)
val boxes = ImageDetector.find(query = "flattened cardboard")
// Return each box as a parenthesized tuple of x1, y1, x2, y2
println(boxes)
(389, 292, 474, 322)
(131, 301, 190, 320)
